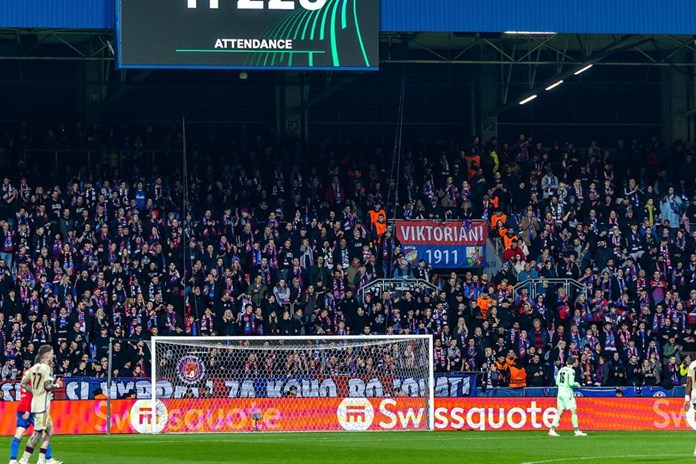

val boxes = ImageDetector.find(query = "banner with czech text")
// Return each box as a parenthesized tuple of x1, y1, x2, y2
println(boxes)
(395, 220, 487, 269)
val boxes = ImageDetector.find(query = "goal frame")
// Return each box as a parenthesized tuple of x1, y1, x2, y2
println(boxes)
(150, 335, 435, 432)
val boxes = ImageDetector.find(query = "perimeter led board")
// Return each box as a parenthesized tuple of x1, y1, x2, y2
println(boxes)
(117, 0, 379, 70)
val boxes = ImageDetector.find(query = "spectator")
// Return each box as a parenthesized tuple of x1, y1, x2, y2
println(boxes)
(526, 353, 545, 387)
(502, 239, 525, 262)
(93, 388, 107, 400)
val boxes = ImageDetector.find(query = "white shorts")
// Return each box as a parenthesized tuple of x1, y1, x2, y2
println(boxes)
(33, 412, 53, 432)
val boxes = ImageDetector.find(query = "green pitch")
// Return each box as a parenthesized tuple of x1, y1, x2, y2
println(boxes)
(2, 431, 695, 464)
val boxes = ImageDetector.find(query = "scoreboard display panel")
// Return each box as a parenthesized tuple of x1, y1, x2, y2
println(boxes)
(116, 0, 379, 70)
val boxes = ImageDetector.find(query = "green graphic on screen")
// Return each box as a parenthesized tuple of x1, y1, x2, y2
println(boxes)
(118, 0, 379, 69)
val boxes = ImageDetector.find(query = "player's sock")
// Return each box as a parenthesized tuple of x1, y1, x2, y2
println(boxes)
(46, 444, 52, 460)
(571, 413, 579, 430)
(550, 415, 560, 430)
(38, 448, 47, 464)
(10, 436, 21, 459)
(19, 447, 33, 464)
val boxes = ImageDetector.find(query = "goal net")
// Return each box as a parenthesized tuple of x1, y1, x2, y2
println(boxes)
(147, 335, 434, 433)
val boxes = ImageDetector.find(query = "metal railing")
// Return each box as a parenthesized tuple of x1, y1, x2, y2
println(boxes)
(512, 277, 587, 300)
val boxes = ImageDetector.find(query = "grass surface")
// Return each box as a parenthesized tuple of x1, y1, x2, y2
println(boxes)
(1, 431, 696, 464)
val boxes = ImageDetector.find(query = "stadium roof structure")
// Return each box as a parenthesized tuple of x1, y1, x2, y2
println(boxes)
(2, 29, 693, 67)
(0, 0, 694, 128)
(1, 29, 693, 113)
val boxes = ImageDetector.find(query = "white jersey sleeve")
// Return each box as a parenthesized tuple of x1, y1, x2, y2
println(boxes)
(688, 361, 696, 388)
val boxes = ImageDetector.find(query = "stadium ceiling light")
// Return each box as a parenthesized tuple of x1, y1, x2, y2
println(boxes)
(574, 64, 594, 75)
(504, 31, 557, 35)
(545, 80, 564, 91)
(519, 94, 538, 105)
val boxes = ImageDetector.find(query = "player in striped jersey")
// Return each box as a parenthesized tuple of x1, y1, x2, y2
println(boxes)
(17, 345, 62, 464)
(548, 356, 587, 437)
(9, 368, 61, 464)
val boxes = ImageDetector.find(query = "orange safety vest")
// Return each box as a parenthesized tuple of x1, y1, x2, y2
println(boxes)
(495, 360, 509, 373)
(509, 365, 527, 388)
(491, 212, 507, 228)
(374, 221, 387, 239)
(476, 295, 492, 319)
(502, 234, 519, 250)
(369, 209, 386, 226)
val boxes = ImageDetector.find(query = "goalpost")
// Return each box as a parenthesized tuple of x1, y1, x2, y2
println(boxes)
(148, 335, 435, 433)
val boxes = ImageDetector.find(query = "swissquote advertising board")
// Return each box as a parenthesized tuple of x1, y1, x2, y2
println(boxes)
(1, 397, 694, 434)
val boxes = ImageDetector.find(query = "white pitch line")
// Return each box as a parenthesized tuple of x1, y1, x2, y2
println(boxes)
(64, 435, 510, 444)
(520, 454, 686, 464)
(63, 432, 635, 444)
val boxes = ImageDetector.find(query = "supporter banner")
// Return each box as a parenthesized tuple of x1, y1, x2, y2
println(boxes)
(434, 398, 696, 431)
(474, 386, 685, 398)
(64, 377, 148, 400)
(0, 380, 67, 401)
(8, 377, 678, 402)
(575, 386, 679, 398)
(395, 220, 487, 269)
(435, 374, 476, 397)
(1, 397, 696, 435)
(0, 380, 21, 401)
(45, 376, 432, 400)
(1, 378, 138, 401)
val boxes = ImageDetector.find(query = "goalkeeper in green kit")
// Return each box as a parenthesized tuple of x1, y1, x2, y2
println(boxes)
(548, 356, 587, 437)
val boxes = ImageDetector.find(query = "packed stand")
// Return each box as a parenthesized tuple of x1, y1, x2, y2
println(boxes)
(0, 123, 694, 392)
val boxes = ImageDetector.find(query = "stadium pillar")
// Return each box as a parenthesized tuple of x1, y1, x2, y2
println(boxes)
(661, 67, 689, 143)
(278, 72, 309, 141)
(478, 65, 498, 143)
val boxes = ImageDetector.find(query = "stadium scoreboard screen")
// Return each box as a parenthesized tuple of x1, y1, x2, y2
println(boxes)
(116, 0, 379, 70)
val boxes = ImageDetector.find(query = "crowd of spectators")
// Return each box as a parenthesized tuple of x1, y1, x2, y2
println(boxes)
(0, 121, 695, 392)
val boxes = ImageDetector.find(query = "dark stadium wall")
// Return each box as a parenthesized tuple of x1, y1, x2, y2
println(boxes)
(499, 65, 662, 145)
(0, 60, 80, 121)
(308, 64, 474, 140)
(0, 60, 663, 147)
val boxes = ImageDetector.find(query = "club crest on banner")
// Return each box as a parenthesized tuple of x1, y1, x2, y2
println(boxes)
(177, 355, 205, 385)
